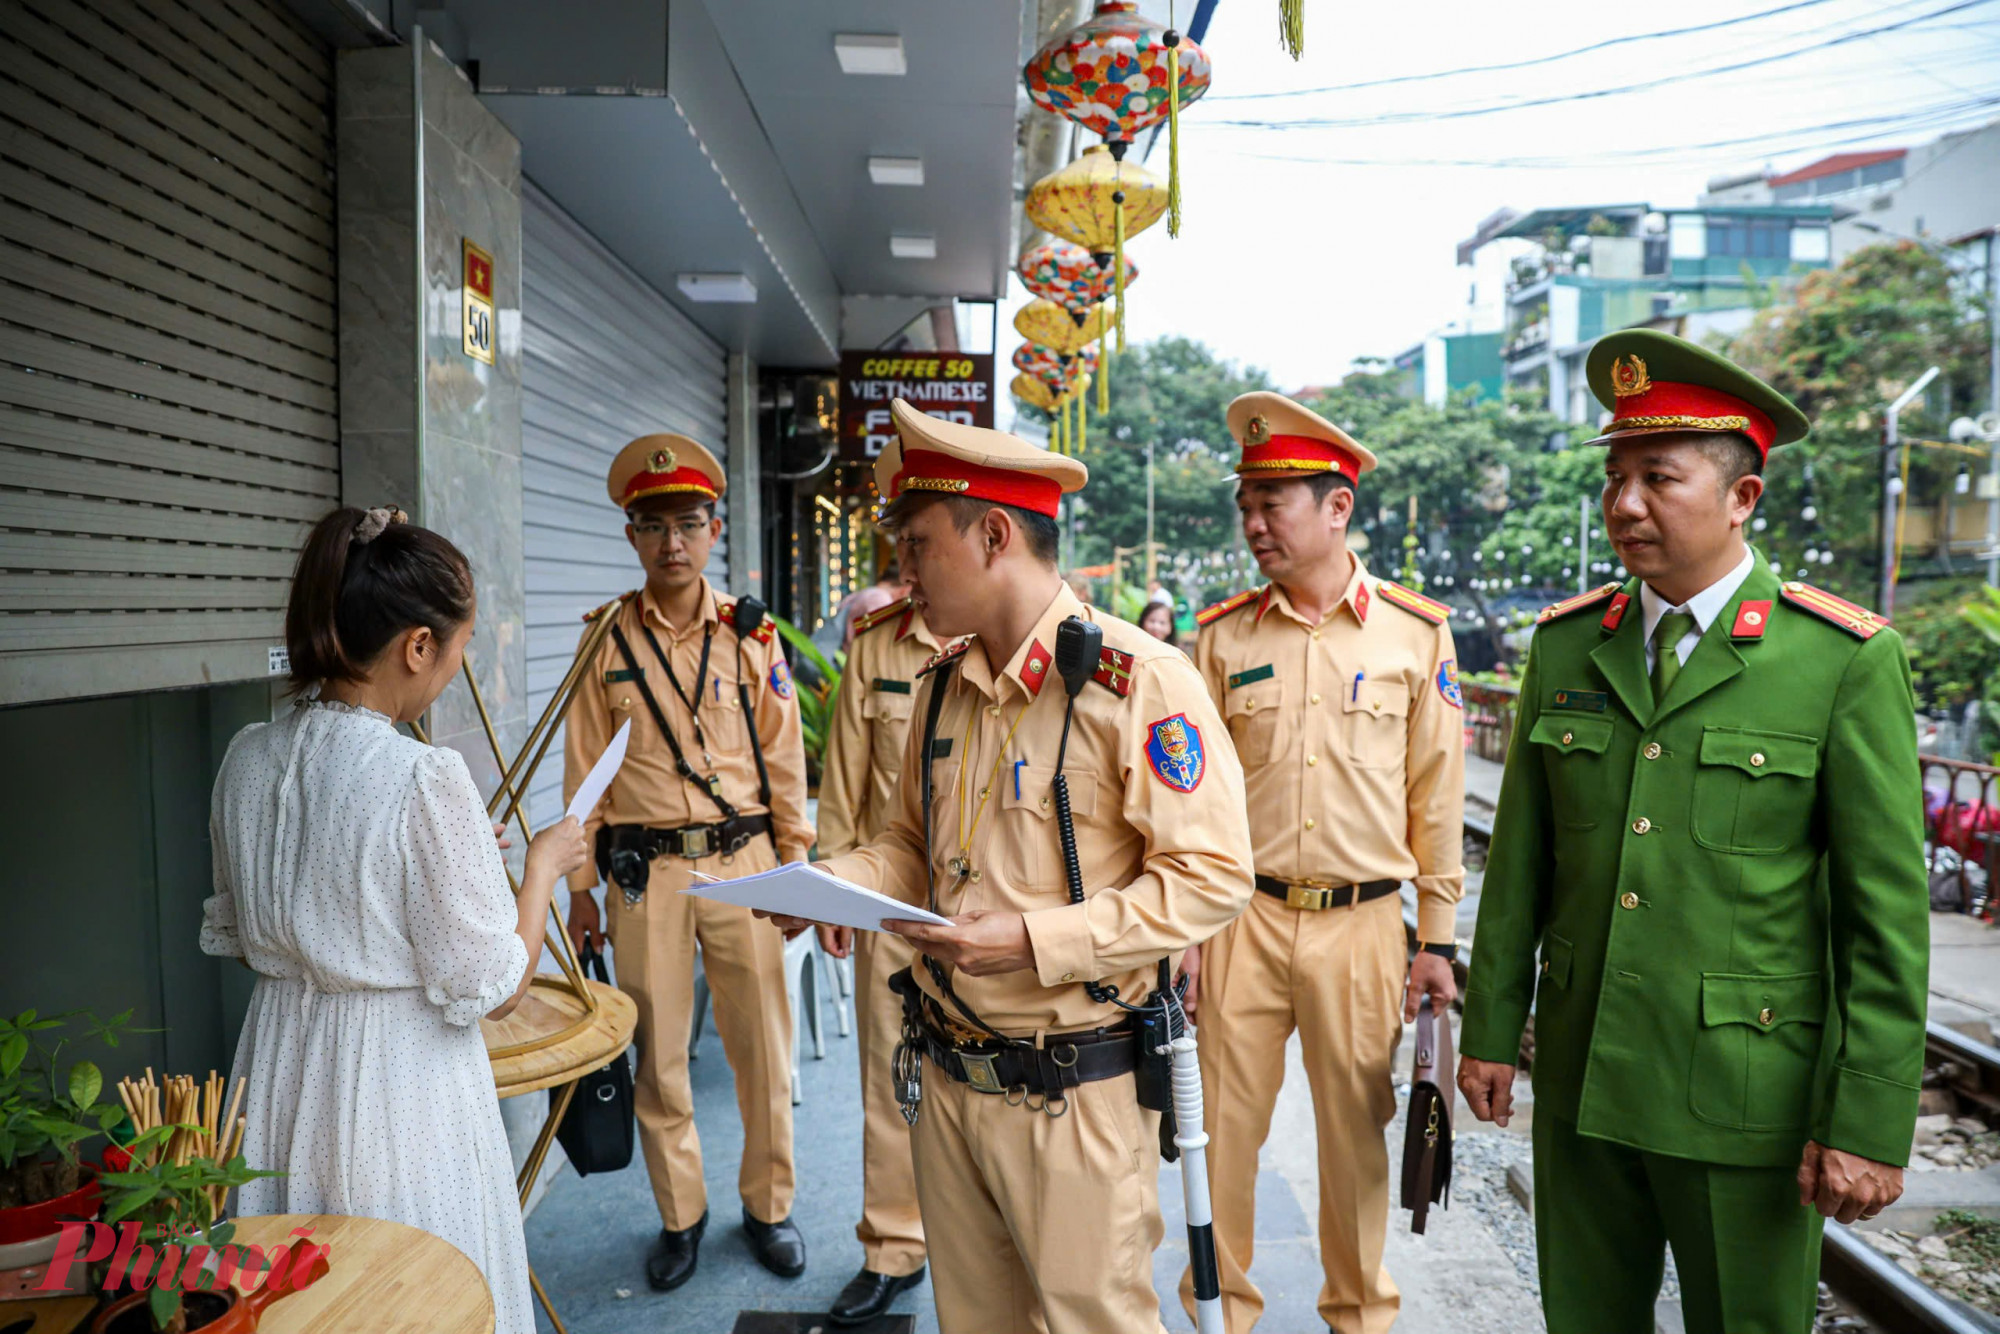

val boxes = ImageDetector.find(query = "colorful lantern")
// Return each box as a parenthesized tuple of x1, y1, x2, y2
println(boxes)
(1012, 340, 1070, 385)
(1018, 240, 1138, 322)
(1025, 147, 1166, 348)
(1011, 372, 1056, 413)
(1014, 300, 1111, 356)
(1022, 2, 1211, 154)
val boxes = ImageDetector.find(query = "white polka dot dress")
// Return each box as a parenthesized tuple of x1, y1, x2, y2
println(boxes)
(201, 699, 534, 1334)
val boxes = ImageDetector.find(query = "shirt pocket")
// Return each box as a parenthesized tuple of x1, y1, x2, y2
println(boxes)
(1224, 677, 1285, 766)
(1690, 727, 1820, 856)
(1342, 680, 1410, 769)
(1528, 714, 1615, 830)
(1689, 970, 1826, 1131)
(862, 688, 916, 756)
(999, 765, 1099, 892)
(698, 683, 749, 752)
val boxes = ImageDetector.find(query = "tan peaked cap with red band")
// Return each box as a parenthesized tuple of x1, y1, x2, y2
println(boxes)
(1225, 391, 1378, 483)
(607, 433, 726, 511)
(1582, 328, 1808, 461)
(876, 398, 1086, 519)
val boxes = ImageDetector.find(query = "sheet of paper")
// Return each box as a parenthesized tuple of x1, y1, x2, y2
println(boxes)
(564, 718, 630, 823)
(681, 862, 951, 932)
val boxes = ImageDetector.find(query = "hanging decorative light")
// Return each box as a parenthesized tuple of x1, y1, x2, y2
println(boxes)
(1014, 299, 1112, 357)
(1026, 147, 1167, 352)
(1022, 1, 1210, 231)
(1018, 240, 1138, 323)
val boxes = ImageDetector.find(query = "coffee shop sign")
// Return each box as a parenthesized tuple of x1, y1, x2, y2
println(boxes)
(838, 351, 994, 461)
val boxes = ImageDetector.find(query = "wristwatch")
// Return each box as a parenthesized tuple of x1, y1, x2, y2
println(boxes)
(1419, 942, 1458, 963)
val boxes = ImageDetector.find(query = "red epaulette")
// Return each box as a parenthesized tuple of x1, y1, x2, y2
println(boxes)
(1377, 581, 1451, 625)
(1196, 588, 1260, 628)
(1779, 581, 1888, 639)
(582, 590, 637, 622)
(1536, 583, 1622, 625)
(1092, 645, 1136, 697)
(916, 639, 971, 677)
(852, 596, 913, 638)
(718, 600, 777, 645)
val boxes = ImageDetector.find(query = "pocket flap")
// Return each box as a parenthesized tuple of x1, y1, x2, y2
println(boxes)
(1002, 765, 1096, 820)
(1226, 677, 1283, 719)
(1698, 728, 1819, 779)
(1540, 933, 1574, 989)
(1700, 971, 1825, 1030)
(1342, 680, 1409, 719)
(862, 690, 915, 722)
(1529, 714, 1613, 755)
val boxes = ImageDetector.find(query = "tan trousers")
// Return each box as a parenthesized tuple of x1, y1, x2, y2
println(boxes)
(852, 930, 926, 1276)
(912, 1068, 1165, 1334)
(606, 839, 794, 1231)
(1179, 890, 1405, 1334)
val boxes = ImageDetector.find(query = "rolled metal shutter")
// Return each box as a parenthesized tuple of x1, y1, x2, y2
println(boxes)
(0, 0, 336, 704)
(521, 181, 727, 827)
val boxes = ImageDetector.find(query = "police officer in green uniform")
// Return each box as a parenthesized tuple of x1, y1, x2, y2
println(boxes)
(1457, 330, 1929, 1333)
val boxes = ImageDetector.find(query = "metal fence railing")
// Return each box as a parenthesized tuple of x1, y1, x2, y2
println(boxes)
(1462, 680, 1520, 764)
(1923, 753, 1998, 918)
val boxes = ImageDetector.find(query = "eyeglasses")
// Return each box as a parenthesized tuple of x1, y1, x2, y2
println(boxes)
(631, 517, 712, 543)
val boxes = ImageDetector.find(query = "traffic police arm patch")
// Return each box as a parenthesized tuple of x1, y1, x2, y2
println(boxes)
(1437, 659, 1463, 709)
(1145, 713, 1206, 792)
(770, 659, 794, 699)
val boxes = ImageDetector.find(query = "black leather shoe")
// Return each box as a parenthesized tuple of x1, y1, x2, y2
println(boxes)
(829, 1265, 926, 1326)
(742, 1208, 807, 1278)
(645, 1211, 706, 1292)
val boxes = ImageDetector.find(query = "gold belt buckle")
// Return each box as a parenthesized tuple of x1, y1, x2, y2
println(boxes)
(678, 827, 714, 860)
(1286, 879, 1336, 911)
(958, 1050, 1004, 1093)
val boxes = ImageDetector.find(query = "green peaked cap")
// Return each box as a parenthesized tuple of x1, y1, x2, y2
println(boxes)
(1582, 328, 1809, 456)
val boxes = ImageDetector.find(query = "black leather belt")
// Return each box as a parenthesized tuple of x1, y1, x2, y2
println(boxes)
(1254, 874, 1400, 911)
(912, 1014, 1137, 1098)
(601, 815, 773, 865)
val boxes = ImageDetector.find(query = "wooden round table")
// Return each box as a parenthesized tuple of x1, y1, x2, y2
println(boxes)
(226, 1214, 492, 1334)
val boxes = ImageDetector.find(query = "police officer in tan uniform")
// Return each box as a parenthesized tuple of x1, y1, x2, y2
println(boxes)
(1180, 393, 1465, 1334)
(768, 399, 1255, 1334)
(563, 435, 814, 1290)
(813, 592, 943, 1325)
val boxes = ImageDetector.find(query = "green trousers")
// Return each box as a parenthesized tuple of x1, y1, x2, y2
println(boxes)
(1533, 1116, 1825, 1334)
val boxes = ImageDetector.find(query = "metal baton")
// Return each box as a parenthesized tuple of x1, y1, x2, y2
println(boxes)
(1170, 1032, 1223, 1334)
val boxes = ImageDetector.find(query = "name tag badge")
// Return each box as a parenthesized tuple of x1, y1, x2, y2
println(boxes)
(873, 678, 912, 695)
(604, 668, 641, 684)
(1551, 689, 1607, 712)
(930, 738, 954, 759)
(1227, 664, 1275, 690)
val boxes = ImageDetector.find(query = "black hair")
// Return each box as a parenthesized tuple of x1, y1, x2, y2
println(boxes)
(1697, 433, 1764, 488)
(1304, 472, 1357, 508)
(882, 493, 1061, 566)
(285, 507, 474, 690)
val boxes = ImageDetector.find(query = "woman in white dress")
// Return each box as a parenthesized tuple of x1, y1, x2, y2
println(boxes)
(201, 506, 588, 1334)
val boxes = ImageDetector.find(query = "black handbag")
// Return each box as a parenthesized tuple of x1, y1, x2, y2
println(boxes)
(1400, 994, 1455, 1234)
(550, 945, 635, 1176)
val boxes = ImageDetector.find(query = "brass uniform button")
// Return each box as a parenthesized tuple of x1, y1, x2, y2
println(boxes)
(970, 870, 983, 883)
(1061, 971, 1075, 983)
(1311, 630, 1321, 641)
(989, 705, 1001, 717)
(1039, 796, 1051, 810)
(1620, 891, 1639, 910)
(1372, 699, 1382, 712)
(1562, 731, 1574, 746)
(1305, 817, 1317, 831)
(1307, 754, 1318, 767)
(1310, 692, 1321, 704)
(1758, 1007, 1775, 1026)
(1245, 699, 1258, 712)
(1643, 743, 1662, 760)
(979, 787, 989, 800)
(1750, 752, 1766, 768)
(1632, 817, 1652, 835)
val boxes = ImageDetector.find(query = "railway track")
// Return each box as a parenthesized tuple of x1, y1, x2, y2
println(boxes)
(1444, 811, 2000, 1333)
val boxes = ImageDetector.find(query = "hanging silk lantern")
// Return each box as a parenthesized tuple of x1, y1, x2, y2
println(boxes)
(1012, 340, 1070, 387)
(1011, 372, 1056, 415)
(1014, 299, 1111, 356)
(1022, 0, 1211, 226)
(1018, 240, 1138, 323)
(1025, 147, 1165, 345)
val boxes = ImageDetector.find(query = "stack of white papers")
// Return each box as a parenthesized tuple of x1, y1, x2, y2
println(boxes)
(683, 862, 950, 932)
(564, 719, 631, 822)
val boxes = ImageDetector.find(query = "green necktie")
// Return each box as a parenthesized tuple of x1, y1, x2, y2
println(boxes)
(1651, 611, 1698, 703)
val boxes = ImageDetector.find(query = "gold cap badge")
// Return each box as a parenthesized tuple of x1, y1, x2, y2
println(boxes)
(649, 447, 677, 473)
(1610, 354, 1652, 398)
(1244, 414, 1271, 445)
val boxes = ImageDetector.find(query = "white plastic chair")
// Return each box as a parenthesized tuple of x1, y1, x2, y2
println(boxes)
(687, 935, 851, 1105)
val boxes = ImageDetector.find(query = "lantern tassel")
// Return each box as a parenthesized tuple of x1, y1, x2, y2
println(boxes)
(1078, 382, 1088, 455)
(1049, 400, 1063, 455)
(1166, 28, 1183, 238)
(1097, 329, 1111, 414)
(1281, 0, 1304, 58)
(1114, 200, 1127, 352)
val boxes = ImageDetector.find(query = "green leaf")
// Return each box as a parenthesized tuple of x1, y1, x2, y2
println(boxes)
(103, 1180, 162, 1221)
(771, 615, 840, 686)
(148, 1283, 179, 1328)
(0, 1033, 25, 1077)
(68, 1060, 102, 1110)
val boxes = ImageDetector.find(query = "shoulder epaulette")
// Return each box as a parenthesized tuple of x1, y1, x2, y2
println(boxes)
(916, 639, 971, 678)
(1091, 645, 1136, 697)
(852, 596, 913, 637)
(1536, 583, 1622, 625)
(582, 590, 637, 622)
(718, 600, 777, 646)
(1779, 581, 1887, 639)
(1196, 588, 1260, 628)
(1377, 581, 1450, 625)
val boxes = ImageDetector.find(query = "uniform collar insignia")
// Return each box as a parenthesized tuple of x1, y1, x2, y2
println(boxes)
(1020, 639, 1053, 696)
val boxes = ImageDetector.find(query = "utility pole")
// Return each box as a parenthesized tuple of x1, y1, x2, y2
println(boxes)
(1578, 496, 1590, 594)
(1986, 229, 1997, 586)
(1145, 440, 1157, 591)
(1882, 365, 1941, 617)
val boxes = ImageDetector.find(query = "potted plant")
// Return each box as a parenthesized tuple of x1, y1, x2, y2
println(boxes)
(0, 1008, 132, 1292)
(88, 1077, 295, 1334)
(772, 614, 845, 789)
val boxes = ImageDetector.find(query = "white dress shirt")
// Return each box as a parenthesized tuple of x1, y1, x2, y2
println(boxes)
(1640, 546, 1756, 673)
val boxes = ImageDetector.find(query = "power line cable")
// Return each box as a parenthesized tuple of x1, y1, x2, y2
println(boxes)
(1215, 0, 1997, 128)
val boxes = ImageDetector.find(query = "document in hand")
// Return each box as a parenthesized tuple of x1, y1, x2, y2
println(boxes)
(681, 862, 951, 932)
(565, 719, 631, 824)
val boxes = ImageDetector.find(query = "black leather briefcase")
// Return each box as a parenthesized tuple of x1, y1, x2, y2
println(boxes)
(1399, 995, 1455, 1234)
(550, 945, 635, 1176)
